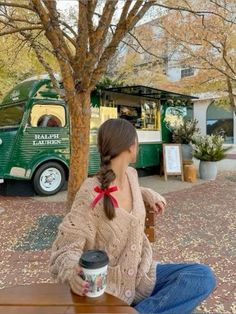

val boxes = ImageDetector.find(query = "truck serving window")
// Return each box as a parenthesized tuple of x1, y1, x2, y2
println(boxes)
(30, 104, 66, 127)
(0, 103, 24, 127)
(141, 102, 160, 130)
(117, 102, 160, 130)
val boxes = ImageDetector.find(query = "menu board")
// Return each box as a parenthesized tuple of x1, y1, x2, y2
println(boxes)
(163, 144, 184, 181)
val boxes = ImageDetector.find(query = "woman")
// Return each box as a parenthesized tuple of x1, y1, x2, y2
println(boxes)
(50, 118, 216, 314)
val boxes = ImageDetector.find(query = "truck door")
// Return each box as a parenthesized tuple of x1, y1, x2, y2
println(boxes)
(11, 103, 70, 195)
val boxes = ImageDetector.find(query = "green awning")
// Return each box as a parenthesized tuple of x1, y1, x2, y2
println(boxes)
(104, 85, 198, 101)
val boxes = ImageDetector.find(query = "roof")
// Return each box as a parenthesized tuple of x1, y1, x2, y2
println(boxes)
(193, 89, 236, 102)
(1, 79, 61, 106)
(104, 85, 198, 100)
(1, 79, 43, 106)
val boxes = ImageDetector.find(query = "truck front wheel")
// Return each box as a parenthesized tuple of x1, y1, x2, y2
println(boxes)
(33, 162, 66, 196)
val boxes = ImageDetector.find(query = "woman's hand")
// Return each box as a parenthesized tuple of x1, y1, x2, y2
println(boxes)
(69, 265, 90, 296)
(141, 187, 167, 216)
(150, 199, 166, 216)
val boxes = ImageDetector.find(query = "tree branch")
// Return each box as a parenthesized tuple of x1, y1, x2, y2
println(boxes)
(31, 0, 73, 63)
(0, 24, 43, 36)
(42, 0, 74, 63)
(74, 0, 88, 79)
(199, 73, 223, 85)
(31, 0, 75, 100)
(91, 0, 155, 88)
(226, 76, 236, 110)
(153, 2, 236, 24)
(87, 0, 97, 38)
(209, 0, 231, 13)
(127, 30, 167, 61)
(21, 30, 62, 97)
(119, 0, 132, 23)
(92, 0, 118, 50)
(182, 43, 235, 80)
(126, 0, 144, 22)
(157, 8, 236, 83)
(221, 39, 236, 76)
(59, 20, 77, 37)
(126, 0, 156, 31)
(0, 16, 41, 25)
(0, 9, 43, 37)
(62, 30, 76, 47)
(82, 0, 118, 84)
(6, 36, 29, 68)
(202, 37, 221, 54)
(0, 2, 35, 11)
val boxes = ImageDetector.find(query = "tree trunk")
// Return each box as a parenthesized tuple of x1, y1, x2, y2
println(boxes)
(67, 90, 91, 209)
(226, 77, 236, 113)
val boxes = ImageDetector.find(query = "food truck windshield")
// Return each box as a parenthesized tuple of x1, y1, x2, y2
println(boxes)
(0, 103, 25, 127)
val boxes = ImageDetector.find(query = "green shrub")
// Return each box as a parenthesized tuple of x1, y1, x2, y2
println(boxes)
(171, 119, 200, 144)
(191, 134, 231, 161)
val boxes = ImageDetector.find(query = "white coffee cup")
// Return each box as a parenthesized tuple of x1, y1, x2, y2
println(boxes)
(79, 250, 109, 297)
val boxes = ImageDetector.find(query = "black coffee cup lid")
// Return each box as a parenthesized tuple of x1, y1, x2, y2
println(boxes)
(79, 250, 109, 269)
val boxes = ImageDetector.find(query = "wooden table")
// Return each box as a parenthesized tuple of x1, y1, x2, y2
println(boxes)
(0, 283, 138, 313)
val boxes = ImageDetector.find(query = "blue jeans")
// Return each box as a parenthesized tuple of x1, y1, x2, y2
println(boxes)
(133, 263, 216, 314)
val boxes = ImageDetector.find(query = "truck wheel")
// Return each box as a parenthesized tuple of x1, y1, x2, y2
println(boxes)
(33, 162, 66, 196)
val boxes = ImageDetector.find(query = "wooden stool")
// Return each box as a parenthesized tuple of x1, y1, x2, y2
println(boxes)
(145, 204, 156, 242)
(0, 283, 138, 313)
(183, 163, 197, 183)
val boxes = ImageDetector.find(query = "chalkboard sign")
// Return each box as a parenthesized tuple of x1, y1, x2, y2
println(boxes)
(163, 144, 184, 181)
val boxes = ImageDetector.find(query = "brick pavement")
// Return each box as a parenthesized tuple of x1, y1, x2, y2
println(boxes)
(0, 172, 235, 313)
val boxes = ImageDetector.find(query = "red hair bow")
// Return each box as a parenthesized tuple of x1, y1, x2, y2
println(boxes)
(91, 185, 118, 208)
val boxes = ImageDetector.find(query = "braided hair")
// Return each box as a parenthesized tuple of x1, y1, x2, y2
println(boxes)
(97, 119, 137, 220)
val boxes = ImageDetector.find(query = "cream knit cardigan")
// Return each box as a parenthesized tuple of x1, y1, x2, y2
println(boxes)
(50, 166, 166, 305)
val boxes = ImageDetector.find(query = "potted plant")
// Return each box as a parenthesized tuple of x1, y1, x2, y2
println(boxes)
(170, 118, 200, 161)
(191, 134, 231, 180)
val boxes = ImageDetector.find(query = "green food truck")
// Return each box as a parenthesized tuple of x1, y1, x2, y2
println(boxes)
(0, 76, 196, 195)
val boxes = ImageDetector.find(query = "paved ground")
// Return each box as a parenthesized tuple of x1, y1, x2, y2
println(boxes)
(0, 172, 235, 313)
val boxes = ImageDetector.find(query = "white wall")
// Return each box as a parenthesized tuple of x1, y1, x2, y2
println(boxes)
(193, 98, 236, 145)
(166, 67, 181, 82)
(193, 99, 211, 136)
